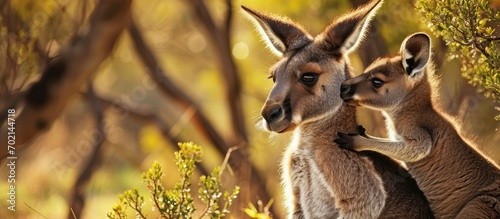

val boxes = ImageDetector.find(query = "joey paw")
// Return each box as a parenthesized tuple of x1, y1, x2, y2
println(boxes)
(356, 125, 367, 137)
(334, 132, 357, 151)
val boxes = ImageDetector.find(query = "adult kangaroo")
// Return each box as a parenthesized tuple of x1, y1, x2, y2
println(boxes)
(242, 1, 433, 218)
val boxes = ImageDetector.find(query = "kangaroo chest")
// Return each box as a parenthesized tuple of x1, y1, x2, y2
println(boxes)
(282, 143, 339, 218)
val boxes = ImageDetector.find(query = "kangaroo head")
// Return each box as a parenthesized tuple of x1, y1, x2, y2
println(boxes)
(340, 33, 431, 111)
(242, 0, 383, 133)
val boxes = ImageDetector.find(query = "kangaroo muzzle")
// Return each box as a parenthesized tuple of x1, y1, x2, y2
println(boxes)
(261, 100, 293, 133)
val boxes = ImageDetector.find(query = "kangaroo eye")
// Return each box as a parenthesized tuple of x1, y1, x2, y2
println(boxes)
(371, 78, 384, 88)
(300, 73, 318, 86)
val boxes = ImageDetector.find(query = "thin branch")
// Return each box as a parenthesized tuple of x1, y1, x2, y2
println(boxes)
(67, 84, 105, 219)
(128, 18, 273, 216)
(219, 146, 238, 177)
(69, 208, 76, 219)
(223, 0, 233, 39)
(150, 179, 166, 218)
(198, 202, 211, 219)
(185, 0, 247, 144)
(182, 1, 276, 216)
(127, 195, 147, 219)
(482, 36, 500, 41)
(24, 203, 49, 219)
(0, 0, 20, 34)
(473, 39, 491, 58)
(186, 0, 220, 41)
(443, 14, 469, 41)
(448, 24, 471, 45)
(91, 92, 210, 176)
(450, 36, 473, 46)
(0, 0, 132, 160)
(128, 19, 228, 153)
(92, 93, 179, 145)
(468, 8, 491, 58)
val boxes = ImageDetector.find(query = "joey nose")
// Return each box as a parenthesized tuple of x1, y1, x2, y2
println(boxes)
(340, 84, 350, 94)
(340, 84, 356, 99)
(262, 105, 283, 124)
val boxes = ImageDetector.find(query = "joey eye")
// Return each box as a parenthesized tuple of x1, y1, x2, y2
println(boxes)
(300, 73, 318, 86)
(371, 78, 384, 88)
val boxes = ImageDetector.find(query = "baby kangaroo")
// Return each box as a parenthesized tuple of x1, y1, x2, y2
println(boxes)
(243, 1, 433, 218)
(337, 32, 500, 218)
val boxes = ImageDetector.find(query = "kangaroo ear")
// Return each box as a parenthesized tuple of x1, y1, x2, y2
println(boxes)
(400, 33, 431, 77)
(321, 0, 383, 54)
(241, 6, 312, 56)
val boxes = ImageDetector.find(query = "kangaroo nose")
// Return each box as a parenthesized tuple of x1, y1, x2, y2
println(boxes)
(262, 105, 283, 124)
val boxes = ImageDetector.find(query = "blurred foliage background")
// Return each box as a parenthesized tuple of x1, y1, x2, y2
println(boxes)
(0, 0, 498, 218)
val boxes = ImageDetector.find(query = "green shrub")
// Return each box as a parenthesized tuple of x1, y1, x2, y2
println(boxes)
(417, 0, 500, 101)
(107, 142, 240, 219)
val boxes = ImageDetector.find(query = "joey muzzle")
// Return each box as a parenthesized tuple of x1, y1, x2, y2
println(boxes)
(340, 82, 357, 103)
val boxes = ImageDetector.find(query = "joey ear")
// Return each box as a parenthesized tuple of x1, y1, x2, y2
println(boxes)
(400, 33, 431, 77)
(241, 6, 312, 56)
(321, 0, 383, 54)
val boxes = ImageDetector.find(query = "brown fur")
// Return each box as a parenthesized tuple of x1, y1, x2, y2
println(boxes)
(338, 33, 500, 218)
(243, 2, 433, 218)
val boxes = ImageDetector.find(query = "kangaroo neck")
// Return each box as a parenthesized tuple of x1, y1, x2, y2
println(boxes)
(387, 77, 434, 118)
(297, 104, 358, 141)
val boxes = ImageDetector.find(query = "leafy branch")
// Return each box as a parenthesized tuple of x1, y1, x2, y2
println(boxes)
(107, 142, 239, 219)
(417, 0, 500, 101)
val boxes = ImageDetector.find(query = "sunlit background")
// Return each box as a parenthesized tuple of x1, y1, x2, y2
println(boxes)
(0, 0, 499, 218)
